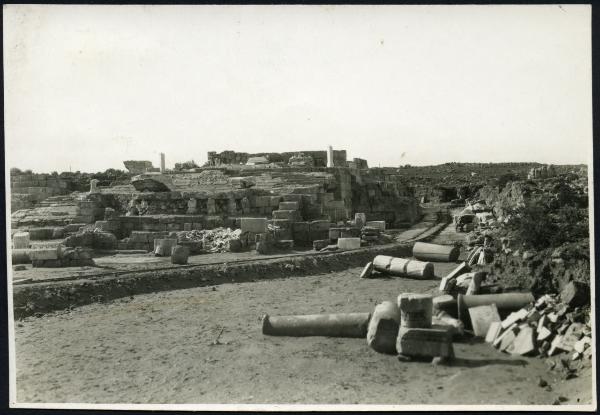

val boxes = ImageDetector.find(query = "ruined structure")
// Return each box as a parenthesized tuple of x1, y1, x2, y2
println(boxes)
(123, 160, 159, 174)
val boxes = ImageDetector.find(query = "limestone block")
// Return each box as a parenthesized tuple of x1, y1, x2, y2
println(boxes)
(485, 321, 503, 343)
(367, 301, 400, 354)
(396, 327, 454, 359)
(468, 304, 501, 337)
(365, 220, 385, 231)
(241, 218, 268, 234)
(272, 210, 300, 221)
(154, 238, 178, 256)
(29, 247, 60, 261)
(279, 201, 299, 210)
(337, 237, 361, 250)
(171, 245, 189, 265)
(397, 293, 433, 329)
(506, 326, 536, 356)
(12, 232, 30, 249)
(312, 239, 330, 251)
(500, 308, 528, 329)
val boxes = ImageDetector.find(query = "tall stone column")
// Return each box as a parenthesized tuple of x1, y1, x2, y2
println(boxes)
(160, 153, 166, 173)
(327, 145, 334, 168)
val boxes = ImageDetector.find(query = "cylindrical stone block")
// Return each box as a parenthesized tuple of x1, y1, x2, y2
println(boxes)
(412, 242, 460, 262)
(397, 293, 433, 329)
(457, 293, 535, 322)
(367, 301, 401, 354)
(373, 255, 394, 272)
(262, 313, 371, 338)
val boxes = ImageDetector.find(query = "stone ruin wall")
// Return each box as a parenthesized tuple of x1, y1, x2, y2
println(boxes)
(206, 150, 347, 168)
(10, 172, 70, 211)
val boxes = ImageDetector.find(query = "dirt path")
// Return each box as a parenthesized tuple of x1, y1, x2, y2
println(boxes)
(14, 262, 592, 405)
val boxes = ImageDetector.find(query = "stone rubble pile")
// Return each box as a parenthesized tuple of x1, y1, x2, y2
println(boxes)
(483, 282, 592, 361)
(176, 228, 243, 253)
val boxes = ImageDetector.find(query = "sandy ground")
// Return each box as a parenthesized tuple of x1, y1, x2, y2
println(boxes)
(14, 260, 593, 406)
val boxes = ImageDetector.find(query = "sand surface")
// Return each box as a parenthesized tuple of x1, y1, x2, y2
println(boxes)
(14, 262, 593, 406)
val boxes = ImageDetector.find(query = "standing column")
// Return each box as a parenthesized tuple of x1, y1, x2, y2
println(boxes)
(327, 145, 334, 167)
(160, 153, 166, 173)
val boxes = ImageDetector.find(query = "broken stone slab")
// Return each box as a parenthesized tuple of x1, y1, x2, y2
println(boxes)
(468, 303, 501, 337)
(537, 326, 553, 342)
(359, 262, 374, 279)
(485, 321, 502, 343)
(337, 237, 361, 250)
(439, 261, 469, 292)
(501, 308, 529, 329)
(560, 281, 590, 308)
(367, 301, 401, 354)
(432, 310, 464, 338)
(573, 336, 591, 354)
(433, 294, 457, 316)
(457, 293, 534, 326)
(396, 327, 454, 359)
(493, 323, 518, 348)
(397, 293, 433, 329)
(506, 325, 537, 356)
(465, 271, 486, 295)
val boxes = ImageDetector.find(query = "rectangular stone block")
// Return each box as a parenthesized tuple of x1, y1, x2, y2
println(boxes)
(501, 308, 528, 329)
(506, 326, 536, 356)
(439, 262, 469, 292)
(29, 247, 60, 261)
(328, 227, 342, 240)
(241, 217, 268, 233)
(12, 232, 30, 249)
(310, 220, 331, 232)
(254, 196, 271, 208)
(183, 223, 192, 231)
(279, 201, 299, 210)
(337, 237, 361, 250)
(365, 221, 385, 231)
(396, 327, 454, 358)
(469, 304, 501, 337)
(272, 210, 300, 221)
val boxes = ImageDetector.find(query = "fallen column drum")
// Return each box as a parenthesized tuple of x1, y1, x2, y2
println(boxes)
(262, 313, 371, 338)
(372, 255, 435, 279)
(412, 242, 460, 262)
(457, 293, 535, 323)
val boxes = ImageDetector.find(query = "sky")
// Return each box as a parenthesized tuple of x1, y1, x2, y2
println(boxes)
(3, 4, 592, 173)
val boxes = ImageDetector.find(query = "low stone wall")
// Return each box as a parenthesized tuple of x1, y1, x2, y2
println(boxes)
(12, 242, 414, 319)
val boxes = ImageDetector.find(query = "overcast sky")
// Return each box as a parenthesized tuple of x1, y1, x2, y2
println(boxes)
(3, 5, 592, 173)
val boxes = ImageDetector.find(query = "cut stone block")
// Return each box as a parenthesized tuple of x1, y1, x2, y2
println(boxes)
(468, 304, 501, 337)
(432, 311, 464, 337)
(365, 221, 385, 231)
(279, 201, 299, 211)
(154, 238, 178, 256)
(397, 293, 433, 329)
(439, 261, 469, 292)
(171, 245, 189, 265)
(367, 301, 400, 354)
(29, 247, 60, 261)
(337, 237, 361, 250)
(500, 308, 528, 329)
(432, 295, 457, 315)
(12, 232, 30, 249)
(354, 213, 366, 228)
(273, 240, 294, 250)
(493, 323, 518, 348)
(396, 327, 454, 359)
(537, 326, 552, 341)
(506, 326, 536, 356)
(312, 239, 330, 251)
(485, 321, 502, 343)
(241, 218, 268, 234)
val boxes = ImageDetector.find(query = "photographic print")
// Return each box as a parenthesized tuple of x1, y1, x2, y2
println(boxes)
(3, 4, 595, 411)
